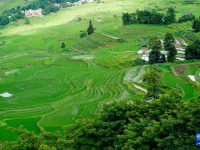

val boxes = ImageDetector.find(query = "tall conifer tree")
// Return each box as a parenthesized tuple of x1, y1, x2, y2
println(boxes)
(164, 32, 177, 62)
(87, 20, 94, 35)
(195, 21, 200, 32)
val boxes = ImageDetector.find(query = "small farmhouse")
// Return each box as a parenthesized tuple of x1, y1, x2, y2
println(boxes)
(25, 8, 43, 17)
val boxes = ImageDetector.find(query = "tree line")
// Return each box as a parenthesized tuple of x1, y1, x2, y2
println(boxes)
(1, 77, 200, 149)
(122, 7, 176, 25)
(122, 7, 196, 26)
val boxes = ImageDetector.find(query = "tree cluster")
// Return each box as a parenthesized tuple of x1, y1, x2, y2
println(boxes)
(178, 14, 195, 23)
(122, 7, 176, 25)
(2, 88, 200, 149)
(185, 39, 200, 60)
(148, 35, 166, 64)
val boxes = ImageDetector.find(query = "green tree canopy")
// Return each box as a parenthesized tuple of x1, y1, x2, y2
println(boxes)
(164, 7, 176, 25)
(61, 42, 65, 49)
(1, 14, 9, 26)
(195, 21, 200, 32)
(185, 39, 200, 59)
(148, 35, 164, 64)
(142, 69, 163, 100)
(164, 32, 177, 62)
(87, 20, 94, 35)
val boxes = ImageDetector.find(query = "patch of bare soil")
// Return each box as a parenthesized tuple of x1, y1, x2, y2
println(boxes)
(141, 47, 148, 50)
(123, 54, 132, 58)
(174, 43, 181, 47)
(174, 65, 195, 75)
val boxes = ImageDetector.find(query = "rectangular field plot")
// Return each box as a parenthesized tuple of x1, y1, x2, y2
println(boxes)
(163, 73, 197, 101)
(39, 105, 78, 128)
(0, 117, 41, 141)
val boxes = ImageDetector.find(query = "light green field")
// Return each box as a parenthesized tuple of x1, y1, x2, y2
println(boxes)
(0, 0, 199, 141)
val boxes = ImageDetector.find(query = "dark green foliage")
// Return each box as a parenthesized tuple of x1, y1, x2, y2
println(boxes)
(195, 21, 200, 32)
(167, 45, 177, 62)
(80, 32, 87, 38)
(178, 14, 195, 23)
(184, 0, 197, 4)
(149, 50, 162, 64)
(132, 57, 145, 66)
(164, 32, 177, 62)
(61, 42, 65, 49)
(164, 7, 176, 25)
(122, 13, 131, 25)
(122, 9, 163, 25)
(148, 35, 165, 64)
(192, 19, 197, 29)
(87, 20, 94, 35)
(185, 39, 200, 60)
(25, 17, 30, 25)
(118, 90, 200, 150)
(1, 14, 9, 26)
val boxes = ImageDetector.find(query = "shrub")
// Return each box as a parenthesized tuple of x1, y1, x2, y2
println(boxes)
(132, 57, 146, 66)
(80, 32, 87, 38)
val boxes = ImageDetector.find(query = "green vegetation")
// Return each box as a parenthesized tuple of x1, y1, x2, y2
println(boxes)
(2, 91, 200, 149)
(149, 35, 165, 64)
(142, 69, 162, 100)
(164, 32, 177, 62)
(0, 0, 200, 147)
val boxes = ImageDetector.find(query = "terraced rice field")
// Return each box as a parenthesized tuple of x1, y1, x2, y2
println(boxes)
(0, 0, 200, 141)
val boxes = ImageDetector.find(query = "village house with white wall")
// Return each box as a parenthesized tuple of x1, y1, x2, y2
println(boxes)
(25, 8, 43, 17)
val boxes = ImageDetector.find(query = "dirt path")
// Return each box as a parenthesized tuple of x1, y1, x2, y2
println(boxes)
(101, 32, 119, 39)
(71, 46, 84, 52)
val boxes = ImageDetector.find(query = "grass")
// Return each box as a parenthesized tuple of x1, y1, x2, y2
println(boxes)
(162, 72, 197, 101)
(185, 66, 197, 75)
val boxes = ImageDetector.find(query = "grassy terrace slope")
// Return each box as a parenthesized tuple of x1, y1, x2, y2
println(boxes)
(0, 0, 199, 141)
